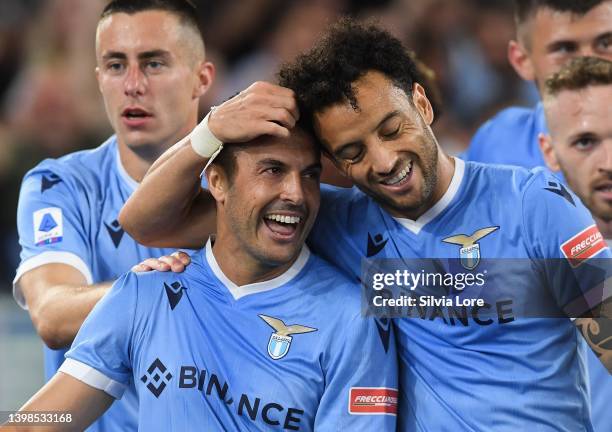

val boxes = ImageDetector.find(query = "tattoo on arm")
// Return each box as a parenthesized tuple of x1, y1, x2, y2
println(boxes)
(575, 297, 612, 373)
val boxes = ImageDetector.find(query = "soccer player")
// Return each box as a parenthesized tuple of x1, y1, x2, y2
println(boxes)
(539, 56, 612, 432)
(119, 20, 612, 430)
(12, 1, 213, 430)
(464, 2, 612, 429)
(465, 0, 612, 167)
(3, 127, 398, 432)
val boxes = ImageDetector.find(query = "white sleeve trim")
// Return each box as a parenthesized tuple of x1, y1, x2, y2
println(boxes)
(12, 251, 94, 310)
(59, 358, 126, 399)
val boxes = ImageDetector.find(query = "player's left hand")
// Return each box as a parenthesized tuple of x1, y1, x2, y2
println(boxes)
(131, 251, 191, 273)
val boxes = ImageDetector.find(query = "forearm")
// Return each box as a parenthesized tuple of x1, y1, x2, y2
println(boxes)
(119, 137, 211, 248)
(35, 282, 112, 349)
(575, 297, 612, 373)
(0, 373, 113, 432)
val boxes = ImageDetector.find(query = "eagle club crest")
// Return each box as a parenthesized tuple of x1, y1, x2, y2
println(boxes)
(258, 315, 317, 360)
(442, 226, 499, 270)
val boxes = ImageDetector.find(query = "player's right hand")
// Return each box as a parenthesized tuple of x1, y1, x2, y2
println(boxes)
(131, 251, 191, 273)
(208, 81, 300, 143)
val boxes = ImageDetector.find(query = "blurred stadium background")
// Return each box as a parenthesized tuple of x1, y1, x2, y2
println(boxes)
(0, 0, 537, 409)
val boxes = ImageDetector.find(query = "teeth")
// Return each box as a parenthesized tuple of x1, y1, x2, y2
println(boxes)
(384, 161, 413, 185)
(265, 214, 301, 224)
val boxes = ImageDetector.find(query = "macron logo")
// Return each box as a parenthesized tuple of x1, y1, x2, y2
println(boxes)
(367, 233, 388, 257)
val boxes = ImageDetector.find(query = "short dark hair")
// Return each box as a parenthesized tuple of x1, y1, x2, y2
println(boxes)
(513, 0, 605, 24)
(278, 18, 429, 134)
(545, 56, 612, 96)
(101, 0, 204, 45)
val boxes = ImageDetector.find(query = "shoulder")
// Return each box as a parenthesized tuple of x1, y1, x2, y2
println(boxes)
(464, 161, 535, 194)
(320, 184, 368, 207)
(297, 252, 362, 315)
(475, 105, 540, 136)
(21, 138, 116, 190)
(127, 250, 208, 307)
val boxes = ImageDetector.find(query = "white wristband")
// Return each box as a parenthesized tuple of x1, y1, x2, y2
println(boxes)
(190, 109, 223, 159)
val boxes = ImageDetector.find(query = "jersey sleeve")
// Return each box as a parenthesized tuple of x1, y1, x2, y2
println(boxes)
(522, 170, 612, 316)
(59, 272, 138, 399)
(14, 167, 93, 309)
(314, 311, 398, 431)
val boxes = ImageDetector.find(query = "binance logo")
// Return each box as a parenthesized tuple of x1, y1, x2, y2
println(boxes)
(442, 226, 499, 270)
(141, 358, 173, 398)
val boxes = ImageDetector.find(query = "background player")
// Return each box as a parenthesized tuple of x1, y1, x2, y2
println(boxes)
(465, 0, 612, 167)
(12, 1, 212, 430)
(539, 56, 612, 432)
(464, 1, 612, 429)
(119, 20, 612, 430)
(2, 128, 397, 432)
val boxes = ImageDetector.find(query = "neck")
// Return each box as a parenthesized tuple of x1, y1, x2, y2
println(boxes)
(211, 230, 299, 287)
(595, 216, 612, 240)
(117, 121, 196, 182)
(395, 152, 455, 220)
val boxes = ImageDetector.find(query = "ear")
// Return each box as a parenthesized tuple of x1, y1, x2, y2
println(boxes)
(508, 40, 535, 81)
(194, 61, 215, 99)
(412, 83, 434, 126)
(206, 164, 228, 204)
(538, 133, 561, 172)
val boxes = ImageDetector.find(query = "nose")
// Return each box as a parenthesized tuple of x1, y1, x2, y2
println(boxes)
(597, 141, 612, 173)
(124, 65, 147, 97)
(369, 143, 397, 176)
(280, 172, 305, 205)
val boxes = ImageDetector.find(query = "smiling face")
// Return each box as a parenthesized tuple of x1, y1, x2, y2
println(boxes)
(95, 10, 210, 154)
(513, 2, 612, 88)
(313, 70, 448, 219)
(542, 84, 612, 222)
(210, 129, 321, 271)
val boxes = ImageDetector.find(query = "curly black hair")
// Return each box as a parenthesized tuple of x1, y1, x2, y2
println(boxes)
(278, 18, 433, 132)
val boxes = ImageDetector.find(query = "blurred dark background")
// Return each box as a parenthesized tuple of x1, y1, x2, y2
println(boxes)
(0, 0, 538, 292)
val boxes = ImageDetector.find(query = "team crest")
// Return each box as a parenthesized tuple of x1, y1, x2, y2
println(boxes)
(442, 226, 499, 270)
(258, 315, 317, 360)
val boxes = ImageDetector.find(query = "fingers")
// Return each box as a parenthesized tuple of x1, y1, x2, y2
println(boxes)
(132, 258, 169, 273)
(208, 82, 300, 144)
(158, 255, 187, 273)
(131, 253, 190, 273)
(171, 251, 192, 266)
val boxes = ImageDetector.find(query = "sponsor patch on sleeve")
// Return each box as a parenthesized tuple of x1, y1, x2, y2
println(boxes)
(560, 225, 607, 267)
(33, 207, 63, 246)
(348, 387, 398, 415)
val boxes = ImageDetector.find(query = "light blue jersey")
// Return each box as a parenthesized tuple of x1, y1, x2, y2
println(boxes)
(465, 104, 611, 432)
(14, 137, 178, 431)
(307, 159, 611, 431)
(464, 103, 547, 168)
(61, 241, 398, 431)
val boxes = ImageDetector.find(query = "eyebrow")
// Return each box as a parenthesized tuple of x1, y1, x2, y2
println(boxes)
(256, 158, 322, 172)
(333, 110, 402, 157)
(101, 49, 172, 62)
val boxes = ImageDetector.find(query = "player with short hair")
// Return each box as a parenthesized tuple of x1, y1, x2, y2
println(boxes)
(119, 19, 612, 430)
(539, 56, 612, 432)
(13, 0, 213, 430)
(3, 128, 398, 432)
(464, 2, 612, 429)
(465, 0, 612, 167)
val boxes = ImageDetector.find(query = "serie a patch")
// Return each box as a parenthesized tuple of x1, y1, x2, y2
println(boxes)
(560, 225, 607, 267)
(348, 387, 398, 415)
(33, 207, 63, 246)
